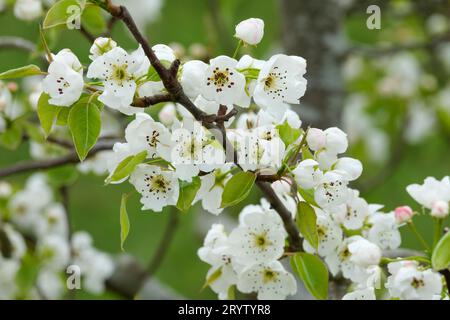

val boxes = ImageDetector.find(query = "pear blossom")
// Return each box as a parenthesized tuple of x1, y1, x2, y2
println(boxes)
(365, 212, 401, 250)
(180, 60, 208, 99)
(37, 270, 65, 299)
(2, 224, 26, 260)
(386, 261, 443, 300)
(71, 231, 114, 294)
(42, 49, 84, 107)
(195, 165, 232, 215)
(87, 45, 149, 115)
(171, 119, 225, 181)
(89, 37, 117, 61)
(37, 235, 70, 271)
(253, 54, 307, 117)
(129, 164, 179, 212)
(323, 127, 348, 154)
(271, 180, 297, 215)
(235, 18, 265, 46)
(314, 171, 349, 208)
(125, 113, 172, 160)
(342, 287, 376, 300)
(406, 176, 450, 218)
(0, 258, 20, 299)
(329, 189, 369, 230)
(334, 157, 363, 181)
(292, 159, 323, 190)
(106, 142, 134, 184)
(347, 237, 382, 268)
(197, 224, 238, 299)
(237, 261, 297, 300)
(228, 209, 287, 266)
(0, 181, 12, 198)
(303, 208, 343, 256)
(201, 55, 247, 106)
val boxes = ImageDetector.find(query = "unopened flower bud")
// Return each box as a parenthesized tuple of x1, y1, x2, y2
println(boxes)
(306, 128, 326, 151)
(431, 200, 449, 218)
(235, 18, 264, 46)
(394, 206, 414, 224)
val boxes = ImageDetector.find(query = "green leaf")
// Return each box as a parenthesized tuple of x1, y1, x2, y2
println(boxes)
(82, 4, 105, 34)
(202, 267, 222, 290)
(0, 65, 44, 80)
(298, 188, 318, 207)
(56, 106, 71, 126)
(68, 95, 102, 161)
(296, 201, 318, 250)
(106, 151, 148, 184)
(15, 253, 40, 295)
(37, 93, 60, 137)
(221, 171, 256, 208)
(176, 176, 201, 212)
(120, 193, 131, 252)
(301, 145, 314, 160)
(290, 253, 328, 300)
(0, 121, 23, 150)
(43, 0, 82, 29)
(432, 231, 450, 271)
(277, 121, 301, 146)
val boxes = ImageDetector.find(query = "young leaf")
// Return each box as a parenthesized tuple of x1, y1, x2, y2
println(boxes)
(432, 231, 450, 271)
(120, 193, 131, 252)
(22, 122, 45, 143)
(296, 201, 318, 249)
(221, 171, 256, 208)
(68, 95, 102, 161)
(37, 93, 60, 136)
(202, 267, 222, 290)
(43, 0, 81, 29)
(106, 151, 148, 184)
(298, 188, 318, 207)
(0, 65, 44, 80)
(301, 145, 314, 160)
(56, 106, 71, 126)
(176, 176, 201, 212)
(277, 121, 301, 147)
(81, 4, 106, 34)
(290, 253, 329, 300)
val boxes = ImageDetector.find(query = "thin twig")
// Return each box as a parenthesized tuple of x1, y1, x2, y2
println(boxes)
(0, 140, 115, 179)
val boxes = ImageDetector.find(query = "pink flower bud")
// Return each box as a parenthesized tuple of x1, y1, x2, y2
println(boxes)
(6, 82, 18, 92)
(394, 206, 414, 224)
(431, 200, 449, 218)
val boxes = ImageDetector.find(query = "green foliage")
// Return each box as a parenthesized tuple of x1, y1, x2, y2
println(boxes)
(37, 92, 60, 137)
(290, 253, 329, 300)
(68, 95, 102, 161)
(105, 151, 148, 184)
(81, 5, 106, 34)
(0, 121, 22, 150)
(15, 253, 40, 296)
(432, 231, 450, 271)
(177, 176, 201, 212)
(221, 171, 256, 208)
(298, 188, 318, 207)
(202, 267, 222, 290)
(120, 193, 131, 252)
(277, 121, 301, 147)
(47, 165, 80, 187)
(43, 0, 82, 29)
(0, 65, 44, 80)
(296, 201, 318, 250)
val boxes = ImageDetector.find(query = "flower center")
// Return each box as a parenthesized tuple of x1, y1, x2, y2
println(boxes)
(146, 174, 170, 193)
(207, 67, 235, 92)
(411, 277, 425, 289)
(253, 232, 271, 249)
(339, 247, 351, 261)
(262, 269, 277, 283)
(146, 130, 160, 148)
(111, 64, 129, 84)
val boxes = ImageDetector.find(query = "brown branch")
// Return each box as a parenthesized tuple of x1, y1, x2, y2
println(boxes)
(440, 269, 450, 294)
(105, 0, 303, 252)
(0, 140, 115, 179)
(132, 93, 173, 108)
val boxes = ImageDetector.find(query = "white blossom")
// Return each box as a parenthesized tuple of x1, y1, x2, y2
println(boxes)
(342, 287, 376, 300)
(314, 171, 349, 208)
(386, 261, 443, 300)
(237, 261, 297, 300)
(14, 0, 42, 21)
(89, 37, 117, 61)
(366, 212, 401, 250)
(406, 176, 450, 218)
(129, 164, 179, 212)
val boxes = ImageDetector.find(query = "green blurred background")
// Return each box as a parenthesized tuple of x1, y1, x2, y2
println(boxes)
(0, 0, 449, 299)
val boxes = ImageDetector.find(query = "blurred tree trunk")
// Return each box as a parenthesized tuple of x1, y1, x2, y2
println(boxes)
(280, 0, 346, 128)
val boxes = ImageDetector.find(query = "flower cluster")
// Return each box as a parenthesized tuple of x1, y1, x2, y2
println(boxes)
(0, 174, 114, 299)
(198, 200, 297, 300)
